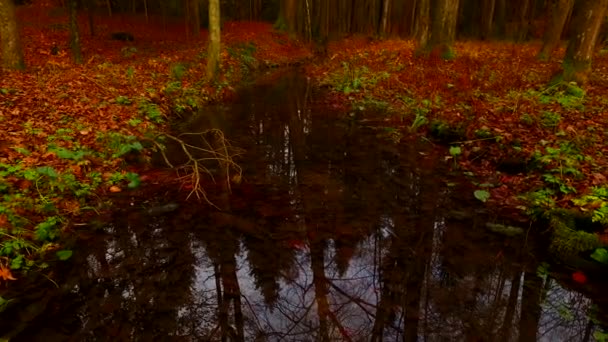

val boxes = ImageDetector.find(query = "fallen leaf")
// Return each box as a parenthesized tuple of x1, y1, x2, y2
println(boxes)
(109, 186, 122, 193)
(572, 271, 587, 284)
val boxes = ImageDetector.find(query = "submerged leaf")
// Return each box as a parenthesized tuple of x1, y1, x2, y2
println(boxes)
(56, 250, 73, 261)
(474, 190, 491, 203)
(590, 248, 608, 265)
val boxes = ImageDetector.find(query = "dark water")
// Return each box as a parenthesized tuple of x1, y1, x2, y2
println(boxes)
(1, 70, 606, 341)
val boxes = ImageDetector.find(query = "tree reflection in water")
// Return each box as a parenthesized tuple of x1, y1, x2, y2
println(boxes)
(0, 69, 604, 342)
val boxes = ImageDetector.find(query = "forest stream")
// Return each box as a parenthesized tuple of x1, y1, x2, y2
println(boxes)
(0, 69, 607, 342)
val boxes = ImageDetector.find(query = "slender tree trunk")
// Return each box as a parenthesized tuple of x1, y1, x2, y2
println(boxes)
(380, 0, 391, 37)
(495, 0, 506, 37)
(191, 0, 200, 37)
(537, 0, 575, 60)
(206, 0, 221, 81)
(426, 0, 460, 59)
(480, 0, 496, 39)
(414, 0, 431, 53)
(143, 0, 148, 23)
(0, 0, 25, 70)
(69, 0, 82, 64)
(105, 0, 112, 16)
(516, 0, 531, 41)
(561, 0, 608, 84)
(86, 0, 95, 36)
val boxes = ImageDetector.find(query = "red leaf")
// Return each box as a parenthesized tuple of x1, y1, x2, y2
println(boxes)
(572, 271, 587, 284)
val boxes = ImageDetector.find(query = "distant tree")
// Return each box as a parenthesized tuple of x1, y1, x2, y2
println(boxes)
(190, 0, 200, 37)
(69, 0, 82, 64)
(0, 0, 25, 70)
(480, 0, 496, 40)
(85, 0, 95, 36)
(537, 0, 575, 60)
(418, 0, 460, 59)
(560, 0, 608, 84)
(206, 0, 220, 81)
(414, 0, 431, 50)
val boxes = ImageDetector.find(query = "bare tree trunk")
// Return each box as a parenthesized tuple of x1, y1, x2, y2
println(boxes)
(191, 0, 200, 37)
(69, 0, 82, 64)
(537, 0, 575, 60)
(206, 0, 221, 80)
(86, 0, 95, 36)
(480, 0, 496, 40)
(143, 0, 148, 23)
(495, 0, 506, 37)
(105, 0, 112, 16)
(414, 0, 431, 53)
(427, 0, 460, 59)
(516, 0, 531, 41)
(561, 0, 608, 84)
(380, 0, 391, 37)
(0, 0, 25, 70)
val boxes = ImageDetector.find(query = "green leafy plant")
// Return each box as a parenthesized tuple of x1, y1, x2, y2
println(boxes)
(115, 95, 132, 105)
(170, 63, 188, 80)
(138, 99, 164, 123)
(540, 111, 561, 129)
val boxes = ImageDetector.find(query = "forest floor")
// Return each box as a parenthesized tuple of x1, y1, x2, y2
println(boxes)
(1, 2, 608, 282)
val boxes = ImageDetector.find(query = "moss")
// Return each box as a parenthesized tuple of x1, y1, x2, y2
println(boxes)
(547, 209, 602, 257)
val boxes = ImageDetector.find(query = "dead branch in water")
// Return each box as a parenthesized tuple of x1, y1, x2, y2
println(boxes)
(152, 129, 243, 207)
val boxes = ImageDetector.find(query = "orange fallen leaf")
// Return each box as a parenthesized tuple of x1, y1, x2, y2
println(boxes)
(0, 265, 16, 282)
(109, 185, 122, 193)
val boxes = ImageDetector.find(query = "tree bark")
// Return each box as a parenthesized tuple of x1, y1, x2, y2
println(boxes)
(425, 0, 460, 59)
(414, 0, 431, 53)
(206, 0, 221, 81)
(0, 0, 25, 70)
(86, 0, 95, 36)
(561, 0, 608, 84)
(190, 0, 200, 37)
(537, 0, 575, 60)
(69, 0, 83, 64)
(480, 0, 496, 40)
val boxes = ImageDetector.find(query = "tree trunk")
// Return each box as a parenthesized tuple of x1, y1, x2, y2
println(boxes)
(537, 0, 575, 60)
(143, 0, 148, 23)
(414, 0, 431, 53)
(426, 0, 460, 59)
(69, 0, 83, 64)
(86, 0, 95, 36)
(495, 0, 506, 37)
(380, 0, 391, 37)
(480, 0, 496, 39)
(516, 0, 531, 41)
(206, 0, 221, 81)
(0, 0, 25, 70)
(105, 0, 112, 16)
(186, 0, 201, 37)
(561, 0, 608, 84)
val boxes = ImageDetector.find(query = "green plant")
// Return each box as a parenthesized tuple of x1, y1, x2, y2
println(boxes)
(138, 99, 164, 123)
(519, 113, 535, 126)
(170, 63, 188, 80)
(572, 186, 608, 225)
(531, 142, 586, 194)
(540, 111, 561, 129)
(115, 95, 132, 105)
(97, 132, 144, 158)
(120, 46, 137, 58)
